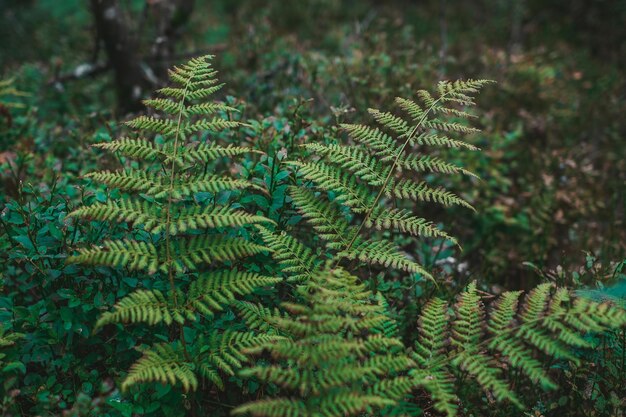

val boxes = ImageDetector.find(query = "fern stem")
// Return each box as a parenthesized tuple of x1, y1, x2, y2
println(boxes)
(339, 91, 452, 264)
(164, 78, 190, 359)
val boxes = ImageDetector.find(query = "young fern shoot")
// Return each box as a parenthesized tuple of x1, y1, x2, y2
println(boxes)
(68, 56, 281, 392)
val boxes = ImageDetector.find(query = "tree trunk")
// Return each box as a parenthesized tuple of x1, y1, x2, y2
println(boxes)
(90, 0, 150, 114)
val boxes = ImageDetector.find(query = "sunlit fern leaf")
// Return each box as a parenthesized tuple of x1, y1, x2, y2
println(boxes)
(339, 124, 397, 159)
(196, 331, 283, 390)
(410, 282, 626, 416)
(86, 170, 166, 195)
(411, 132, 479, 150)
(163, 175, 256, 199)
(185, 271, 281, 317)
(95, 289, 193, 329)
(256, 226, 320, 282)
(388, 179, 474, 209)
(182, 144, 261, 164)
(166, 205, 273, 235)
(289, 161, 373, 212)
(302, 143, 390, 187)
(171, 235, 268, 271)
(122, 342, 196, 392)
(340, 239, 433, 279)
(235, 268, 414, 417)
(92, 138, 177, 164)
(394, 153, 478, 178)
(70, 199, 161, 233)
(68, 239, 160, 274)
(235, 301, 288, 334)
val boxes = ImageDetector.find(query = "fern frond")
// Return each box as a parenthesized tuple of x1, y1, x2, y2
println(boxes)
(256, 226, 320, 282)
(123, 342, 196, 392)
(302, 143, 390, 186)
(236, 268, 413, 417)
(339, 124, 397, 159)
(165, 205, 272, 235)
(93, 138, 176, 164)
(68, 239, 160, 274)
(183, 144, 260, 164)
(95, 289, 189, 329)
(235, 301, 288, 334)
(171, 235, 267, 271)
(340, 239, 433, 279)
(290, 161, 373, 212)
(185, 271, 281, 317)
(86, 170, 165, 196)
(70, 55, 279, 395)
(410, 282, 626, 416)
(288, 187, 354, 249)
(69, 199, 161, 232)
(366, 208, 457, 244)
(389, 179, 474, 209)
(368, 108, 409, 134)
(395, 153, 478, 179)
(165, 175, 256, 199)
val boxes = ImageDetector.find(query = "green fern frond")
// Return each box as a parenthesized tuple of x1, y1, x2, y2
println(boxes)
(95, 289, 189, 329)
(182, 144, 261, 164)
(123, 342, 196, 392)
(340, 239, 433, 279)
(236, 268, 414, 417)
(288, 187, 354, 249)
(172, 235, 268, 271)
(291, 80, 491, 278)
(302, 143, 390, 186)
(93, 138, 175, 163)
(366, 208, 457, 245)
(256, 226, 320, 282)
(235, 302, 288, 334)
(185, 271, 281, 317)
(69, 239, 160, 274)
(70, 55, 279, 395)
(389, 179, 474, 209)
(290, 161, 373, 212)
(410, 282, 626, 416)
(166, 206, 273, 235)
(86, 170, 165, 195)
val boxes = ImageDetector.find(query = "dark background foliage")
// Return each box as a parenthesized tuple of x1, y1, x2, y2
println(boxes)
(1, 0, 624, 416)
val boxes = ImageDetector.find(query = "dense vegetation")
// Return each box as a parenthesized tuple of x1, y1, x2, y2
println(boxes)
(1, 1, 624, 416)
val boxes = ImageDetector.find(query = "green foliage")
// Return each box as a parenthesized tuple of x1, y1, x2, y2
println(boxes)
(287, 80, 493, 280)
(410, 282, 626, 416)
(68, 55, 280, 394)
(235, 267, 414, 417)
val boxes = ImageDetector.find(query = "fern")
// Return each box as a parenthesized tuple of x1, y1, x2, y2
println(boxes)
(68, 55, 280, 392)
(287, 80, 493, 279)
(410, 282, 626, 416)
(234, 267, 415, 417)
